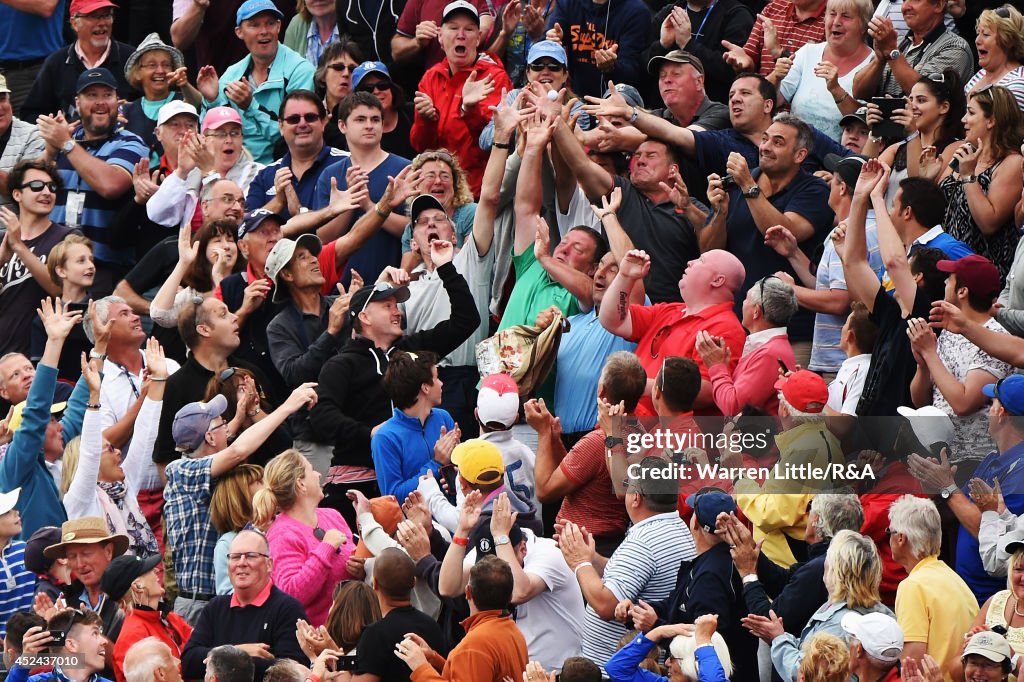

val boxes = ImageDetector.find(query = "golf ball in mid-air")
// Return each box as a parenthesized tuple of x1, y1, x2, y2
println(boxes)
(547, 91, 558, 101)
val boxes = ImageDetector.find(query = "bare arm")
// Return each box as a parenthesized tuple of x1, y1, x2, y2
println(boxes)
(170, 0, 208, 50)
(113, 280, 153, 316)
(870, 191, 916, 316)
(598, 251, 650, 338)
(391, 35, 424, 63)
(0, 0, 59, 16)
(551, 117, 614, 204)
(851, 55, 884, 99)
(962, 156, 1023, 237)
(66, 147, 134, 200)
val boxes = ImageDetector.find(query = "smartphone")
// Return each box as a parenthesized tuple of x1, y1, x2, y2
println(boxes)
(48, 629, 67, 646)
(777, 359, 789, 374)
(949, 157, 960, 173)
(870, 97, 905, 139)
(720, 174, 738, 192)
(780, 49, 791, 59)
(334, 656, 359, 671)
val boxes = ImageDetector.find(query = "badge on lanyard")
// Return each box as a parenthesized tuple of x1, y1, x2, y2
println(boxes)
(65, 191, 86, 229)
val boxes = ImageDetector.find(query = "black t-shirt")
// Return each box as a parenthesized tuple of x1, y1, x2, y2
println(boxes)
(354, 606, 446, 682)
(122, 236, 188, 363)
(856, 285, 931, 416)
(613, 177, 699, 304)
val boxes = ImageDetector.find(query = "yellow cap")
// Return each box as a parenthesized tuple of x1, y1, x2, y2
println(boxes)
(8, 400, 68, 432)
(451, 439, 505, 484)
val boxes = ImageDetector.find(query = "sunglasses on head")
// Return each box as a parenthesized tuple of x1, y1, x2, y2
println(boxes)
(19, 180, 58, 193)
(360, 81, 393, 93)
(219, 367, 238, 383)
(529, 61, 565, 72)
(994, 6, 1011, 19)
(283, 112, 321, 125)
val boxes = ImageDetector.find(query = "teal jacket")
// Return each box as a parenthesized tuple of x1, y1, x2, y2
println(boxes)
(203, 44, 316, 164)
(0, 364, 87, 538)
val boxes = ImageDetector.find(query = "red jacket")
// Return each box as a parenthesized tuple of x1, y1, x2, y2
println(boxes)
(113, 606, 193, 682)
(860, 461, 925, 608)
(410, 52, 511, 197)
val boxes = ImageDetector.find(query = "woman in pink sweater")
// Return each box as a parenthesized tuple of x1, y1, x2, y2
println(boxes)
(697, 276, 798, 416)
(253, 449, 354, 626)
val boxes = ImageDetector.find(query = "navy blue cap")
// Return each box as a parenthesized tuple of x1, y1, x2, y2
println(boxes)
(686, 488, 736, 533)
(237, 208, 285, 239)
(75, 68, 118, 95)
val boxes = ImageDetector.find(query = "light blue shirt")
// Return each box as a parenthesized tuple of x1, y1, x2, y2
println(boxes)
(305, 21, 340, 65)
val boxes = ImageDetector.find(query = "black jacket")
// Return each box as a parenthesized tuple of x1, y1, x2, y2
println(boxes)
(644, 0, 755, 104)
(742, 539, 830, 636)
(308, 262, 480, 467)
(21, 41, 139, 123)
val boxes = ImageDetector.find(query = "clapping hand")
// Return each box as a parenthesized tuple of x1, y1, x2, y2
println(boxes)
(40, 297, 82, 342)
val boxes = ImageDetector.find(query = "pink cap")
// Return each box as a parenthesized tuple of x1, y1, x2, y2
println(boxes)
(477, 374, 519, 428)
(202, 106, 242, 132)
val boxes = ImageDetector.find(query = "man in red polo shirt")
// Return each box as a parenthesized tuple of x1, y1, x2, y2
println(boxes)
(599, 249, 746, 416)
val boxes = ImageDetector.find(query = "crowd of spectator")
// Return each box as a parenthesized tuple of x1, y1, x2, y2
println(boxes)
(0, 0, 1024, 680)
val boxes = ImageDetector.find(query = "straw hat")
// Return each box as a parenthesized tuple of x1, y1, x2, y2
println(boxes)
(43, 517, 129, 559)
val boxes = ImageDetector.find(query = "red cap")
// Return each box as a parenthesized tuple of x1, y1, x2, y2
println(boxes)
(936, 254, 1001, 300)
(70, 0, 117, 15)
(774, 370, 828, 413)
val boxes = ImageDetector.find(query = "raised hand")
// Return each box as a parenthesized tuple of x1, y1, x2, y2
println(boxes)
(522, 0, 547, 39)
(433, 423, 461, 465)
(594, 43, 618, 73)
(329, 175, 369, 216)
(764, 224, 798, 258)
(177, 222, 199, 268)
(196, 65, 220, 102)
(403, 490, 433, 532)
(546, 22, 563, 43)
(490, 492, 518, 536)
(224, 78, 254, 110)
(581, 79, 631, 120)
(558, 521, 596, 569)
(534, 216, 552, 261)
(669, 6, 692, 48)
(456, 489, 485, 536)
(239, 277, 272, 316)
(968, 477, 1005, 514)
(40, 297, 82, 342)
(284, 382, 319, 412)
(618, 249, 651, 281)
(695, 329, 731, 368)
(429, 239, 454, 267)
(414, 19, 440, 48)
(383, 165, 422, 210)
(462, 71, 496, 108)
(491, 89, 535, 141)
(721, 40, 754, 72)
(813, 61, 839, 90)
(414, 91, 438, 121)
(592, 186, 623, 221)
(145, 337, 168, 380)
(760, 14, 780, 57)
(80, 351, 102, 395)
(133, 158, 159, 204)
(853, 158, 886, 197)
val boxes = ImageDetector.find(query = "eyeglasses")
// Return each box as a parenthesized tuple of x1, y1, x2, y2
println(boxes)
(140, 61, 173, 71)
(219, 367, 238, 382)
(421, 171, 453, 184)
(227, 552, 270, 563)
(360, 81, 393, 93)
(76, 9, 114, 19)
(207, 421, 227, 434)
(529, 61, 565, 72)
(649, 326, 673, 359)
(283, 112, 322, 125)
(205, 129, 242, 139)
(757, 274, 779, 305)
(328, 63, 357, 73)
(19, 180, 59, 193)
(885, 527, 900, 536)
(414, 215, 450, 227)
(210, 195, 245, 208)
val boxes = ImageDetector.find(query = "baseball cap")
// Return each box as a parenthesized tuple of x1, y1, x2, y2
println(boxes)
(896, 405, 955, 448)
(451, 439, 505, 484)
(0, 488, 20, 516)
(685, 487, 735, 533)
(1002, 529, 1024, 556)
(963, 630, 1013, 662)
(348, 282, 411, 321)
(937, 254, 1001, 300)
(237, 208, 285, 239)
(468, 522, 523, 559)
(823, 153, 867, 190)
(647, 49, 704, 76)
(24, 527, 62, 574)
(172, 394, 228, 452)
(410, 194, 448, 224)
(603, 82, 644, 109)
(352, 61, 391, 91)
(236, 0, 283, 25)
(774, 370, 828, 413)
(477, 374, 519, 428)
(442, 0, 479, 24)
(0, 75, 10, 95)
(840, 106, 869, 129)
(983, 375, 1024, 417)
(75, 68, 118, 95)
(527, 40, 568, 66)
(70, 0, 117, 16)
(100, 553, 162, 602)
(8, 399, 68, 432)
(156, 100, 199, 127)
(840, 612, 904, 664)
(265, 234, 322, 302)
(202, 106, 243, 133)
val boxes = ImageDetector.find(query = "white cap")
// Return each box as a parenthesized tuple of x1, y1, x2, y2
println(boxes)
(963, 630, 1013, 662)
(896, 405, 955, 449)
(156, 100, 199, 127)
(840, 612, 904, 664)
(477, 374, 519, 428)
(442, 0, 479, 23)
(0, 488, 20, 516)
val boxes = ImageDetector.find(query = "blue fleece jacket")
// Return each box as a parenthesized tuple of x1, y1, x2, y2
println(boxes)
(0, 364, 87, 538)
(371, 407, 455, 500)
(202, 43, 316, 164)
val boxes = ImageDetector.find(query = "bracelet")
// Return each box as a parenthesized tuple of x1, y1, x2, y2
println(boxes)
(374, 203, 391, 219)
(86, 403, 101, 410)
(573, 561, 593, 576)
(452, 535, 469, 547)
(598, 210, 613, 220)
(248, 407, 262, 417)
(628, 107, 639, 124)
(150, 376, 168, 382)
(493, 141, 512, 150)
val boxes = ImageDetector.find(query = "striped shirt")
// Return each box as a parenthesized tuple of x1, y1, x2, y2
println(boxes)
(0, 541, 37, 639)
(878, 24, 974, 98)
(965, 67, 1024, 111)
(742, 0, 826, 77)
(873, 0, 956, 41)
(164, 456, 217, 596)
(51, 126, 147, 267)
(581, 512, 695, 671)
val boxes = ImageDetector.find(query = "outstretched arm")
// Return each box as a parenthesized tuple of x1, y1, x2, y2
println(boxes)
(598, 251, 651, 339)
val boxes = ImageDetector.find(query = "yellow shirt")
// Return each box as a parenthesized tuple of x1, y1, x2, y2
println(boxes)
(895, 555, 979, 682)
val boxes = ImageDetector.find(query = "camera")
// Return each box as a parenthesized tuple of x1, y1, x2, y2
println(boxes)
(720, 174, 738, 192)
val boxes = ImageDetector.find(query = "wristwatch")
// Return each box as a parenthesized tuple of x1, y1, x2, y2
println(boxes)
(89, 351, 107, 361)
(605, 436, 624, 449)
(940, 483, 959, 499)
(742, 185, 762, 199)
(960, 175, 978, 184)
(60, 139, 76, 155)
(493, 534, 511, 546)
(887, 49, 901, 61)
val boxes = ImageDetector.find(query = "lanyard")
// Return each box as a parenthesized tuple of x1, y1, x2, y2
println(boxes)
(692, 0, 719, 41)
(115, 362, 141, 399)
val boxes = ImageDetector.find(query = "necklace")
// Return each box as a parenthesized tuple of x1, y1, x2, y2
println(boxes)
(1013, 596, 1024, 618)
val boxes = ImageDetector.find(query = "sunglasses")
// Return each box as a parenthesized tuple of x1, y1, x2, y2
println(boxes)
(328, 63, 357, 73)
(283, 112, 321, 125)
(359, 282, 393, 315)
(994, 6, 1011, 19)
(219, 367, 238, 382)
(529, 62, 565, 72)
(20, 180, 59, 193)
(360, 80, 393, 93)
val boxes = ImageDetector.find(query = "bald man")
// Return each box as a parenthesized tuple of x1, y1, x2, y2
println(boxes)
(353, 549, 445, 682)
(123, 637, 182, 682)
(600, 249, 747, 416)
